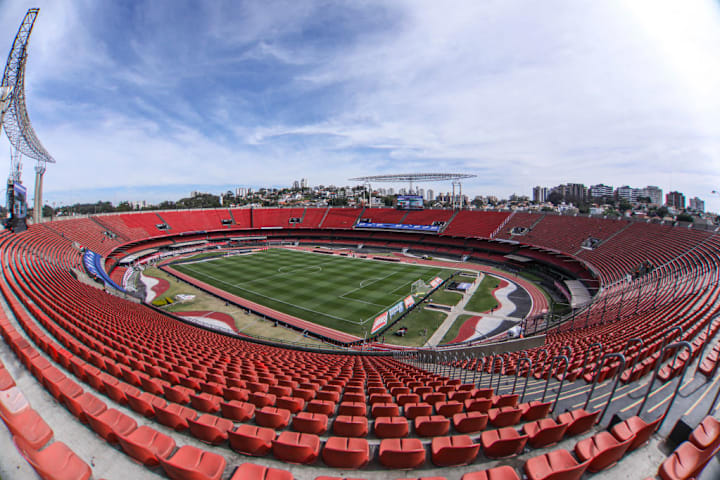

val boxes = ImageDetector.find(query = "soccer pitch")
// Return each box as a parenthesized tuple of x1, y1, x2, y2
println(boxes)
(171, 248, 453, 337)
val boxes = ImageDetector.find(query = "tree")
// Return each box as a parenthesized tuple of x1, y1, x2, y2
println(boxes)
(676, 213, 693, 223)
(547, 191, 563, 205)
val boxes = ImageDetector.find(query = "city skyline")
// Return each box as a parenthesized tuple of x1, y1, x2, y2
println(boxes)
(1, 0, 719, 211)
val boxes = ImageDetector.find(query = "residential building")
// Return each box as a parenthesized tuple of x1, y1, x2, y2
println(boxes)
(666, 191, 686, 209)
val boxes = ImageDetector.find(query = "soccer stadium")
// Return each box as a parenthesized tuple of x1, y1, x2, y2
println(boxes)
(1, 4, 720, 480)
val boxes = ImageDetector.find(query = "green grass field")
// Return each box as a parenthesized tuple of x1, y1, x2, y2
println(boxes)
(171, 248, 453, 337)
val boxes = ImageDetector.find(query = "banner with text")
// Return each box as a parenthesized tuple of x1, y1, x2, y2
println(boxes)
(371, 312, 389, 334)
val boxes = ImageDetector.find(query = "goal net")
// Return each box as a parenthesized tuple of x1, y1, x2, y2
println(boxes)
(411, 279, 430, 296)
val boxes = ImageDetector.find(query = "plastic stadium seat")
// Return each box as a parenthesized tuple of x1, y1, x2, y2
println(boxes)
(405, 402, 433, 419)
(86, 407, 137, 444)
(337, 401, 367, 416)
(491, 394, 519, 408)
(453, 411, 488, 433)
(415, 415, 450, 437)
(117, 425, 176, 466)
(256, 406, 291, 429)
(473, 388, 494, 399)
(488, 406, 523, 427)
(65, 391, 106, 423)
(190, 392, 221, 414)
(397, 393, 421, 406)
(158, 444, 226, 480)
(3, 403, 53, 450)
(292, 411, 328, 435)
(322, 436, 370, 468)
(524, 449, 589, 480)
(556, 409, 600, 436)
(689, 415, 720, 452)
(610, 415, 661, 451)
(461, 465, 521, 480)
(0, 366, 15, 390)
(272, 431, 320, 464)
(464, 398, 492, 414)
(229, 462, 293, 480)
(126, 391, 167, 418)
(276, 396, 306, 413)
(431, 435, 480, 466)
(371, 402, 400, 418)
(307, 399, 335, 416)
(575, 431, 632, 472)
(378, 438, 426, 469)
(480, 427, 528, 458)
(658, 441, 712, 480)
(423, 392, 446, 404)
(436, 400, 464, 417)
(13, 436, 92, 480)
(188, 414, 234, 445)
(155, 403, 197, 431)
(228, 424, 275, 456)
(223, 386, 249, 402)
(522, 418, 568, 449)
(220, 399, 255, 421)
(332, 415, 368, 437)
(374, 416, 409, 438)
(520, 400, 552, 421)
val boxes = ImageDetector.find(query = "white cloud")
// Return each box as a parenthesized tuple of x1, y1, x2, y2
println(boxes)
(0, 0, 718, 211)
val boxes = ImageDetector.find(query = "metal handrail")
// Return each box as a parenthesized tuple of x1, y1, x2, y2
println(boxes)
(512, 357, 533, 403)
(489, 355, 504, 392)
(597, 353, 627, 424)
(578, 342, 603, 379)
(695, 315, 719, 375)
(661, 326, 683, 350)
(637, 341, 692, 424)
(584, 352, 626, 414)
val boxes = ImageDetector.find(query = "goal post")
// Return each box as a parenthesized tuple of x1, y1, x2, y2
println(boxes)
(411, 279, 430, 296)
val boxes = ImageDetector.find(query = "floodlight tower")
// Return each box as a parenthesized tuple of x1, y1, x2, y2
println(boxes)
(1, 8, 55, 226)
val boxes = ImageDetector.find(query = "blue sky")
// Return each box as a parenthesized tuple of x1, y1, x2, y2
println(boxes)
(1, 0, 720, 211)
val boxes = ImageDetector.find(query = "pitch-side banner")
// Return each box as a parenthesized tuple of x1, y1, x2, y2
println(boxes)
(371, 312, 389, 334)
(403, 295, 415, 309)
(388, 301, 405, 317)
(430, 277, 443, 288)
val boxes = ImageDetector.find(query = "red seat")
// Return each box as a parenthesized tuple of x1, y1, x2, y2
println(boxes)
(464, 398, 492, 413)
(188, 414, 234, 445)
(337, 401, 367, 416)
(522, 418, 568, 449)
(575, 431, 632, 472)
(0, 367, 15, 390)
(371, 402, 399, 417)
(488, 406, 523, 427)
(374, 416, 409, 438)
(255, 406, 291, 429)
(378, 438, 426, 469)
(557, 409, 600, 435)
(272, 431, 320, 464)
(229, 462, 293, 480)
(658, 441, 712, 480)
(66, 391, 107, 423)
(322, 436, 370, 468)
(292, 411, 328, 434)
(431, 435, 480, 466)
(423, 392, 446, 404)
(689, 415, 720, 452)
(86, 407, 137, 444)
(126, 391, 166, 418)
(524, 449, 589, 480)
(307, 399, 335, 416)
(117, 425, 176, 466)
(610, 415, 661, 451)
(491, 394, 519, 408)
(415, 415, 450, 437)
(276, 396, 305, 413)
(397, 393, 420, 406)
(228, 424, 275, 456)
(155, 403, 197, 431)
(405, 402, 433, 419)
(190, 392, 221, 414)
(453, 411, 488, 433)
(436, 400, 464, 417)
(220, 399, 255, 421)
(520, 401, 552, 421)
(480, 425, 528, 458)
(461, 465, 520, 480)
(158, 445, 226, 480)
(13, 436, 92, 480)
(2, 406, 53, 450)
(332, 415, 368, 437)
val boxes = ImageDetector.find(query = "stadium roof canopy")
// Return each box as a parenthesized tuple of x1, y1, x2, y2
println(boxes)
(349, 173, 476, 183)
